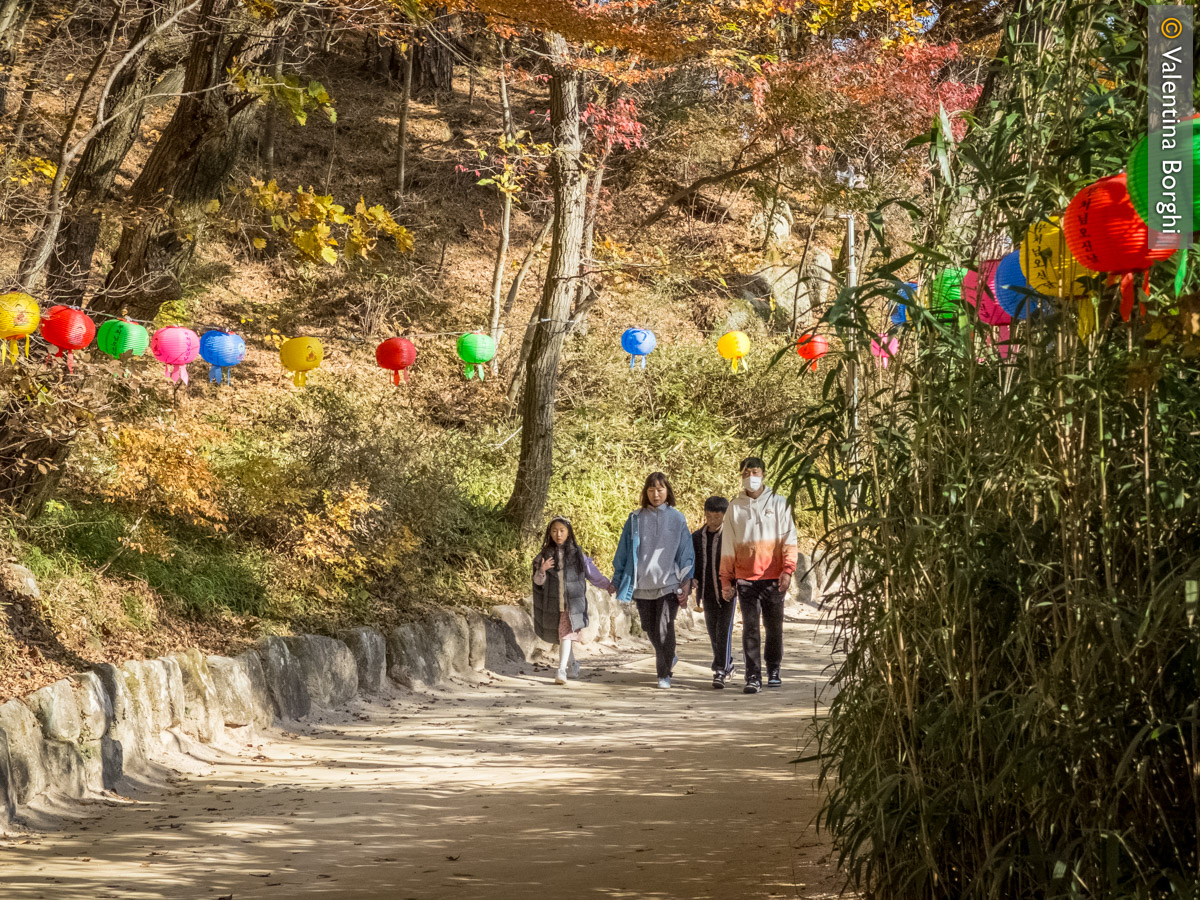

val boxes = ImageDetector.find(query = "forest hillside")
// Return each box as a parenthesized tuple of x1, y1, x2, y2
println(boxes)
(0, 2, 991, 698)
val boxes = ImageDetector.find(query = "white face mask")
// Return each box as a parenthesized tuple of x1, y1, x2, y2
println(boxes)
(742, 475, 763, 492)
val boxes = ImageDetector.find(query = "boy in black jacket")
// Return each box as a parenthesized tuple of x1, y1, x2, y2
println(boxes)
(689, 496, 737, 688)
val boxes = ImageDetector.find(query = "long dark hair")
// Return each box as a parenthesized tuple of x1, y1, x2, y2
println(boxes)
(536, 516, 585, 576)
(640, 471, 676, 509)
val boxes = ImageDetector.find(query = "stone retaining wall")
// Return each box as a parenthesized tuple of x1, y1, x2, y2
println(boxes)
(0, 593, 637, 834)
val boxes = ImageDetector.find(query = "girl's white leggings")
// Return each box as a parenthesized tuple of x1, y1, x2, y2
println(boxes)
(558, 638, 576, 672)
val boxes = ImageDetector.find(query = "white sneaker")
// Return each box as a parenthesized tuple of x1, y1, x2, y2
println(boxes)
(555, 670, 568, 684)
(657, 677, 671, 689)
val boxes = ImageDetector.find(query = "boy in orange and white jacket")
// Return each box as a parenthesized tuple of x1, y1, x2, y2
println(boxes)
(719, 456, 798, 694)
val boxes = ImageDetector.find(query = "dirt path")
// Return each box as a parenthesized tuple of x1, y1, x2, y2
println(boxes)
(0, 610, 844, 899)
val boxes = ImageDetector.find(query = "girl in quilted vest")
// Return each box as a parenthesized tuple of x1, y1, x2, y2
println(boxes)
(532, 517, 615, 684)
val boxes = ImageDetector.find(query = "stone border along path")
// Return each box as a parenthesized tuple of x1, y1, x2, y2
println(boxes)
(0, 592, 845, 899)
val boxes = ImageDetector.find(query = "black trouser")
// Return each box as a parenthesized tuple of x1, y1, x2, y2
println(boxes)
(703, 597, 737, 674)
(635, 595, 679, 679)
(738, 580, 785, 682)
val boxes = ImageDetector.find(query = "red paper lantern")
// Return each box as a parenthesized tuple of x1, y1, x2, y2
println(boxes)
(375, 337, 417, 385)
(1063, 173, 1176, 321)
(795, 334, 829, 372)
(39, 305, 96, 373)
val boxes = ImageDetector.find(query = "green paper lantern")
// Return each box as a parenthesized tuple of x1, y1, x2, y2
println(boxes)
(96, 318, 150, 360)
(929, 267, 968, 322)
(1127, 116, 1200, 229)
(457, 332, 496, 380)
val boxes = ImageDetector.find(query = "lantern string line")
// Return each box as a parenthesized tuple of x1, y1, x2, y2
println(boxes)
(34, 303, 611, 343)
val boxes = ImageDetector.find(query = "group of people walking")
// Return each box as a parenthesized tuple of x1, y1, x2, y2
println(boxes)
(531, 457, 799, 694)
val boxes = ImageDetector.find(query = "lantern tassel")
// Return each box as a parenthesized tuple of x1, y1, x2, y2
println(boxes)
(209, 365, 222, 384)
(476, 364, 486, 381)
(402, 369, 409, 383)
(464, 364, 473, 380)
(65, 349, 74, 374)
(1119, 272, 1135, 322)
(729, 358, 737, 373)
(808, 360, 817, 372)
(393, 369, 401, 387)
(628, 354, 635, 370)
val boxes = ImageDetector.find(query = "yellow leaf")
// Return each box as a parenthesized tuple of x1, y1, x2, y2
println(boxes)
(204, 198, 221, 214)
(320, 246, 339, 265)
(252, 237, 267, 250)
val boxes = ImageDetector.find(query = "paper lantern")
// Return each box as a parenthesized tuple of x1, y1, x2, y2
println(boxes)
(1126, 115, 1200, 227)
(150, 326, 200, 384)
(1064, 174, 1179, 321)
(929, 268, 967, 322)
(40, 305, 96, 373)
(1020, 218, 1086, 299)
(890, 304, 908, 326)
(795, 333, 829, 371)
(376, 337, 417, 385)
(279, 336, 323, 386)
(870, 333, 899, 368)
(620, 328, 656, 369)
(962, 259, 1010, 326)
(0, 292, 39, 365)
(995, 251, 1042, 320)
(96, 318, 150, 360)
(717, 330, 750, 373)
(457, 332, 496, 380)
(199, 330, 247, 385)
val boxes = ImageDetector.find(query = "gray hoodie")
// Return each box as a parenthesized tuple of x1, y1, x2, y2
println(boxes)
(632, 503, 689, 600)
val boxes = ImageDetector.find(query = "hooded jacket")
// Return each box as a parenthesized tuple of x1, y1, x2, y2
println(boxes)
(611, 505, 695, 603)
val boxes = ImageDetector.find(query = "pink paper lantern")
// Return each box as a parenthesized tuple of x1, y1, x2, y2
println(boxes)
(870, 333, 899, 368)
(962, 259, 1011, 326)
(150, 326, 200, 384)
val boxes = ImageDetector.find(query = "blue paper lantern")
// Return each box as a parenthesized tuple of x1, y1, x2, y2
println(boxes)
(889, 282, 917, 326)
(199, 329, 247, 385)
(620, 328, 657, 369)
(994, 251, 1041, 321)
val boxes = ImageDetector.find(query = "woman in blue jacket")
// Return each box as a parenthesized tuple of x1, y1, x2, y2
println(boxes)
(612, 472, 695, 688)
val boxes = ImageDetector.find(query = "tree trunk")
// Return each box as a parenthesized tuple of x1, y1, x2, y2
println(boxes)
(504, 32, 586, 534)
(0, 0, 32, 118)
(260, 32, 285, 175)
(44, 4, 189, 305)
(98, 0, 283, 316)
(394, 40, 412, 195)
(18, 9, 122, 293)
(411, 10, 456, 98)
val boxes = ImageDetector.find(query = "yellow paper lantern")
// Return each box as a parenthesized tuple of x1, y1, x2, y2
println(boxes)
(0, 292, 40, 365)
(717, 330, 750, 373)
(279, 336, 324, 386)
(1020, 218, 1087, 299)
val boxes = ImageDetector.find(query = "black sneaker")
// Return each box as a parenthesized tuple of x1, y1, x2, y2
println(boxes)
(743, 679, 762, 694)
(767, 669, 782, 688)
(712, 671, 725, 689)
